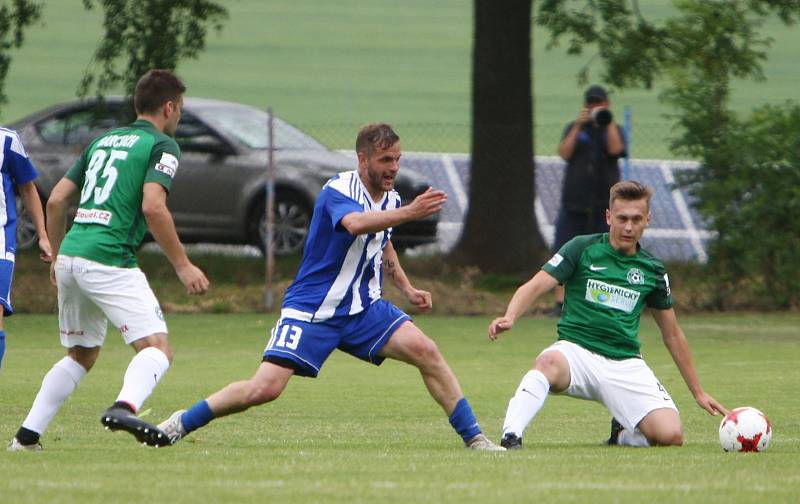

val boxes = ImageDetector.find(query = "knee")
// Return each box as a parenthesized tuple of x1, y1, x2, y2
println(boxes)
(664, 428, 684, 446)
(246, 379, 285, 406)
(532, 352, 569, 390)
(134, 336, 173, 363)
(649, 427, 684, 447)
(72, 355, 96, 372)
(534, 352, 562, 376)
(68, 346, 99, 371)
(148, 343, 173, 363)
(408, 336, 444, 369)
(145, 343, 174, 363)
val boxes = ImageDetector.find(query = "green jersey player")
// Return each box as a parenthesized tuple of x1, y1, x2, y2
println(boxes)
(9, 70, 209, 451)
(489, 180, 727, 449)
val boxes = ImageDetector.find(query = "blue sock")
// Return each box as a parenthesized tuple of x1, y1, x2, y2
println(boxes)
(448, 397, 482, 443)
(181, 400, 215, 433)
(0, 331, 5, 368)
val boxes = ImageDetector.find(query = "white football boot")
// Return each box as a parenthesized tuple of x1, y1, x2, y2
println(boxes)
(466, 433, 506, 451)
(7, 438, 43, 452)
(157, 410, 188, 445)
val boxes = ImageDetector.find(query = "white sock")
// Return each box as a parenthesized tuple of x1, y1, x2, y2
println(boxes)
(618, 428, 651, 447)
(22, 356, 87, 435)
(502, 369, 550, 437)
(116, 347, 170, 412)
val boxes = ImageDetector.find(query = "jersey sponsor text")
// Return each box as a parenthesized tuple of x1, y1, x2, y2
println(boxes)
(74, 208, 113, 225)
(584, 278, 640, 313)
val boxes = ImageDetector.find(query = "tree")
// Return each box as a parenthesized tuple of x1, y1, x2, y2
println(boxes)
(0, 0, 41, 113)
(671, 93, 800, 309)
(537, 0, 800, 309)
(460, 0, 800, 276)
(456, 0, 547, 275)
(79, 0, 228, 100)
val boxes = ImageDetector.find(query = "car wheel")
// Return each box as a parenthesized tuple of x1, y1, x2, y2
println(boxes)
(253, 192, 312, 255)
(16, 195, 40, 250)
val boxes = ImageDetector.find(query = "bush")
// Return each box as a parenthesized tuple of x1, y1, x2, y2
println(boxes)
(675, 102, 800, 309)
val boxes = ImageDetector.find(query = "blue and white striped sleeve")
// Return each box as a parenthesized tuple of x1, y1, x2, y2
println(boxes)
(4, 131, 38, 185)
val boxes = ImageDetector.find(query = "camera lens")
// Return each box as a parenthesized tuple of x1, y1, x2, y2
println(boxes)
(591, 108, 613, 126)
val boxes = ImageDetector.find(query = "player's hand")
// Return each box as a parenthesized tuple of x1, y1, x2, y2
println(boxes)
(695, 391, 728, 416)
(404, 287, 433, 311)
(38, 237, 53, 263)
(176, 263, 210, 295)
(488, 316, 514, 341)
(576, 107, 591, 126)
(406, 188, 447, 220)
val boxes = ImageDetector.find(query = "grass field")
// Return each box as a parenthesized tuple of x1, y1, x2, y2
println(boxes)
(1, 313, 798, 503)
(2, 1, 799, 156)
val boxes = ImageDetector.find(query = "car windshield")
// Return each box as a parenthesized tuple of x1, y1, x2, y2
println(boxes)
(190, 104, 327, 151)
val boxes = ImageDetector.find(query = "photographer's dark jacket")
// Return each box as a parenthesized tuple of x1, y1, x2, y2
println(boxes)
(560, 121, 626, 212)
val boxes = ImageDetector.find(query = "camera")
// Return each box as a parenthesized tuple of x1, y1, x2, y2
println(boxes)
(590, 107, 613, 126)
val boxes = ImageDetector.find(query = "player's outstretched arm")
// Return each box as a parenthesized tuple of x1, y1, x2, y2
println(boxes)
(651, 308, 728, 416)
(341, 188, 447, 236)
(488, 270, 559, 341)
(382, 241, 432, 311)
(142, 182, 209, 295)
(20, 180, 52, 262)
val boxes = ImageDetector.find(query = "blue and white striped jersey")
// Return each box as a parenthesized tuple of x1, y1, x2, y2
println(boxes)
(0, 128, 38, 255)
(282, 170, 402, 322)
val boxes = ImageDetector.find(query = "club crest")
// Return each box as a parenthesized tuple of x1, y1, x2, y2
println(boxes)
(627, 268, 644, 285)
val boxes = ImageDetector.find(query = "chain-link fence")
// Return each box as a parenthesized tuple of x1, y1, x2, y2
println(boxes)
(290, 119, 707, 262)
(299, 115, 682, 160)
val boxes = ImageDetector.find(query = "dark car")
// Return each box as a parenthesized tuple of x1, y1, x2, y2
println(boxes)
(10, 97, 438, 255)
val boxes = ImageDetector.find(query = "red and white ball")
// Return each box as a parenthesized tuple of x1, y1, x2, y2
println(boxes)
(718, 406, 772, 452)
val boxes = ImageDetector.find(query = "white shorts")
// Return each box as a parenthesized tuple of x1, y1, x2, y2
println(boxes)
(543, 340, 678, 432)
(56, 255, 167, 348)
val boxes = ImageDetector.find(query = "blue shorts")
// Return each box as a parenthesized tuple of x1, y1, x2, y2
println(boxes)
(263, 299, 410, 377)
(0, 259, 14, 316)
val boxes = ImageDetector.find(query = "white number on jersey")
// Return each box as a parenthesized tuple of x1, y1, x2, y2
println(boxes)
(79, 149, 127, 205)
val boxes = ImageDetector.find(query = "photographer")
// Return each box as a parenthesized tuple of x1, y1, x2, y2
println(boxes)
(548, 85, 626, 317)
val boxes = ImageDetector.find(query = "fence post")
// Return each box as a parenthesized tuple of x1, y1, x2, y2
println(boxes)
(623, 105, 632, 180)
(264, 107, 275, 311)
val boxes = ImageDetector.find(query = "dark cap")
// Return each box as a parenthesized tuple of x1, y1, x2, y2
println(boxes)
(584, 85, 608, 103)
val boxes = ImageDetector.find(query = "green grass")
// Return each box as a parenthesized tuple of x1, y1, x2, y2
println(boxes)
(2, 1, 799, 156)
(1, 313, 798, 503)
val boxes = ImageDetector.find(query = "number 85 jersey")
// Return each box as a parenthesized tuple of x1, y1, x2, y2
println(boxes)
(60, 119, 180, 268)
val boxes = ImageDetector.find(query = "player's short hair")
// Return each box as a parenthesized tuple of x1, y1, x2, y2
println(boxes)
(134, 69, 186, 115)
(609, 180, 653, 210)
(356, 123, 399, 156)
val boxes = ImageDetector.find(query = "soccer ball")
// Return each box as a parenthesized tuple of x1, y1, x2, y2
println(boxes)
(718, 407, 772, 452)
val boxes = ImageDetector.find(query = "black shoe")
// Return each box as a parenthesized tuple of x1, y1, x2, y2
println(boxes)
(100, 407, 171, 447)
(500, 433, 522, 450)
(607, 417, 623, 445)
